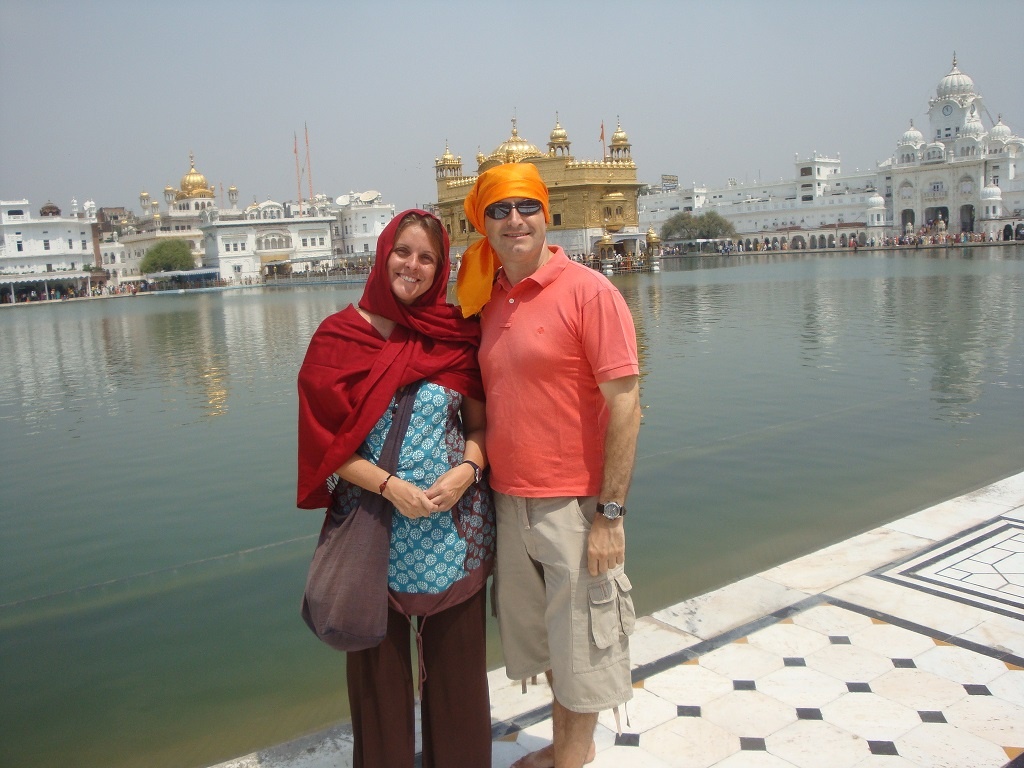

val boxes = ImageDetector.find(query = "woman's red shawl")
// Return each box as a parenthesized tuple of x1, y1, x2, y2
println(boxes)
(296, 210, 482, 509)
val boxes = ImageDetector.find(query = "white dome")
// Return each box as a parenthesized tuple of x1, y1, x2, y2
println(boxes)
(868, 193, 885, 208)
(901, 121, 924, 145)
(962, 116, 985, 138)
(989, 118, 1012, 141)
(936, 55, 975, 100)
(980, 184, 1002, 200)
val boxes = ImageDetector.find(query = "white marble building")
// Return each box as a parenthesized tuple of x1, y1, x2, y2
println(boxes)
(200, 196, 335, 284)
(333, 190, 396, 264)
(118, 154, 233, 282)
(641, 56, 1023, 247)
(0, 198, 97, 272)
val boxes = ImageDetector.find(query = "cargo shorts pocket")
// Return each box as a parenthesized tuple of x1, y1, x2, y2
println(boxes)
(588, 572, 636, 650)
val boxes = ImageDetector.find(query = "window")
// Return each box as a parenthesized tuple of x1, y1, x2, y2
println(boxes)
(362, 224, 368, 233)
(363, 243, 369, 252)
(68, 239, 73, 248)
(553, 213, 562, 226)
(319, 237, 324, 246)
(800, 167, 812, 176)
(82, 240, 87, 250)
(43, 240, 50, 250)
(302, 238, 308, 247)
(459, 219, 467, 234)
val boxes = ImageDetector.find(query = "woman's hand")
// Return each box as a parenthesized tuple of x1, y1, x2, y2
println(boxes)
(424, 463, 475, 512)
(383, 476, 437, 519)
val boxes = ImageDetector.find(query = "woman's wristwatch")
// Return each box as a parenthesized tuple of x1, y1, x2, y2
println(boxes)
(461, 460, 482, 484)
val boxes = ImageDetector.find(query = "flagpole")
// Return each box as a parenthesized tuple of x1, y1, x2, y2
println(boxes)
(294, 133, 303, 216)
(305, 123, 314, 204)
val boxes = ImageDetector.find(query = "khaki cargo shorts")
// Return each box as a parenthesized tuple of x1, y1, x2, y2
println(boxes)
(493, 492, 635, 713)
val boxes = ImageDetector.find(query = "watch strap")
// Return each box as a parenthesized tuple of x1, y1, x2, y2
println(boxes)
(461, 460, 482, 484)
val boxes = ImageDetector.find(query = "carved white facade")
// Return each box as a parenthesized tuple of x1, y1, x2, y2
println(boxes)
(0, 198, 97, 273)
(641, 56, 1024, 246)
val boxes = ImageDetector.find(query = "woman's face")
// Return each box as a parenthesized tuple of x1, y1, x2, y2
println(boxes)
(387, 224, 439, 305)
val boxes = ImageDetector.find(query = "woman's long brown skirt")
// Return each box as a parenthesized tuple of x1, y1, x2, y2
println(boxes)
(346, 588, 491, 767)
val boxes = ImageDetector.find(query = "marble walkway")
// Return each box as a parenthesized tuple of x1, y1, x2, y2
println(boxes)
(215, 470, 1024, 768)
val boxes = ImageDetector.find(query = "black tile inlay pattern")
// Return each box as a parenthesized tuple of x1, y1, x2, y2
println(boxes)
(829, 635, 852, 644)
(796, 708, 823, 720)
(918, 710, 947, 723)
(892, 658, 916, 668)
(783, 657, 806, 667)
(733, 679, 756, 691)
(868, 740, 899, 756)
(677, 705, 701, 717)
(964, 684, 991, 695)
(614, 733, 640, 747)
(847, 682, 872, 693)
(739, 737, 767, 751)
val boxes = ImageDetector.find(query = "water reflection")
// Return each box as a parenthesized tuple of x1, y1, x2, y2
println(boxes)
(0, 250, 1022, 768)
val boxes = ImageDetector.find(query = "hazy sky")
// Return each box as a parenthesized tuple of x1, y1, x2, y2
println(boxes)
(2, 0, 1021, 215)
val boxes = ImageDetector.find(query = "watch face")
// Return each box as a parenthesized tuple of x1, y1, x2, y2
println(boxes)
(942, 104, 953, 116)
(600, 502, 622, 519)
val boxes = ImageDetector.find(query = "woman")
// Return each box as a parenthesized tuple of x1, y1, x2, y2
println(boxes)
(297, 210, 494, 768)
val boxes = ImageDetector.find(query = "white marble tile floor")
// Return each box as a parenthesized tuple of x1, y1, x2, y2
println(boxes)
(213, 470, 1024, 768)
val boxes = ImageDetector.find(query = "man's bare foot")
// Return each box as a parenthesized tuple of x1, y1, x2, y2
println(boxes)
(510, 740, 596, 768)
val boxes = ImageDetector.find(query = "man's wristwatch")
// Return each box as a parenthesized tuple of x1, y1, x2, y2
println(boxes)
(597, 501, 626, 520)
(461, 460, 482, 484)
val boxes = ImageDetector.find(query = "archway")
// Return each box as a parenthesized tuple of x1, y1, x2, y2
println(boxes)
(827, 235, 836, 248)
(960, 205, 975, 233)
(1003, 224, 1013, 241)
(901, 209, 915, 230)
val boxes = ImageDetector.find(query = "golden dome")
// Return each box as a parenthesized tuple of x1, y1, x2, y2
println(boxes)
(488, 118, 543, 163)
(435, 141, 461, 167)
(610, 119, 629, 146)
(550, 114, 568, 142)
(176, 152, 215, 200)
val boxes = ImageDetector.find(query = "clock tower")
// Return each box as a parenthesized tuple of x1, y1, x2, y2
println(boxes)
(926, 52, 985, 150)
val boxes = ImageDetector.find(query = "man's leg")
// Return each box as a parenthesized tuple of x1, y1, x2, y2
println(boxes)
(511, 671, 596, 768)
(552, 695, 597, 768)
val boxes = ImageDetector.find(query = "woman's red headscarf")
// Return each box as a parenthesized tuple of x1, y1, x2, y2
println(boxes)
(296, 209, 482, 509)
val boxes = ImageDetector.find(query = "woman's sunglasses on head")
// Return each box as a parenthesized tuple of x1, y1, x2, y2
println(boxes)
(484, 199, 544, 220)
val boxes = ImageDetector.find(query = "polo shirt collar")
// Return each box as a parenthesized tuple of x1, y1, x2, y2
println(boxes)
(495, 245, 569, 292)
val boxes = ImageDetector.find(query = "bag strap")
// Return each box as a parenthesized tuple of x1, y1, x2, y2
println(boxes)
(329, 380, 422, 516)
(377, 381, 420, 474)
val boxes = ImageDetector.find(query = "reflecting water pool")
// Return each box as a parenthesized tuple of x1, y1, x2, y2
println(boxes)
(1, 246, 1022, 768)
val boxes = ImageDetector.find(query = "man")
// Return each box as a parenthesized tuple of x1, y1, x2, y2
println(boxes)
(458, 163, 641, 768)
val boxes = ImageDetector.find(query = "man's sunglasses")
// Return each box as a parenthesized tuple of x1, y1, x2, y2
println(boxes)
(484, 199, 544, 220)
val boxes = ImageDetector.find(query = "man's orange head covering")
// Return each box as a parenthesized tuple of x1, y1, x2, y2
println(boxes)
(456, 163, 549, 317)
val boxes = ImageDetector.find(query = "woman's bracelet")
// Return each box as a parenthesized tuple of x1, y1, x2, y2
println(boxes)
(378, 474, 393, 495)
(460, 460, 482, 484)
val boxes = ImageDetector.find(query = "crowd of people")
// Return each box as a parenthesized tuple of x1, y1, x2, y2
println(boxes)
(0, 281, 149, 304)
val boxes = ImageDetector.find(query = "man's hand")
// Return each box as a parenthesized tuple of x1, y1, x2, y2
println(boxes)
(587, 514, 625, 576)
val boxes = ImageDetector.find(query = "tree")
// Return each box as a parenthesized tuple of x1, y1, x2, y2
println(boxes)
(661, 212, 697, 241)
(660, 210, 736, 241)
(694, 211, 736, 239)
(140, 239, 195, 273)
